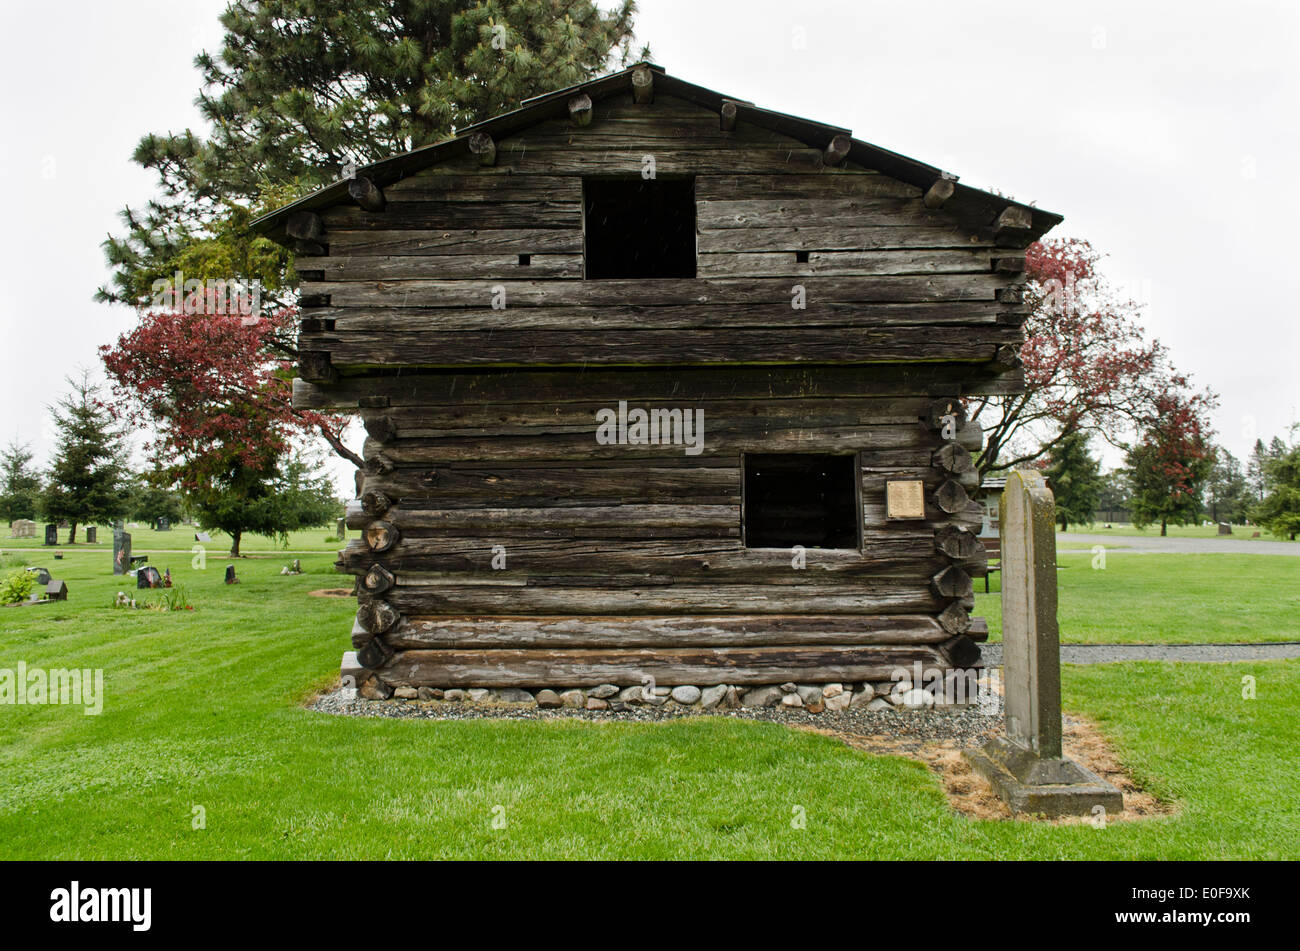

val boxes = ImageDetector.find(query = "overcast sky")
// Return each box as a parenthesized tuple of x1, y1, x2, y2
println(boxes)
(1, 0, 1296, 494)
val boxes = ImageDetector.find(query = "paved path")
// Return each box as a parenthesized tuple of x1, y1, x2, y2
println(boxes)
(1059, 533, 1300, 555)
(981, 643, 1300, 666)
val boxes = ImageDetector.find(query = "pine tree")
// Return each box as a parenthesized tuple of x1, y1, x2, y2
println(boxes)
(1204, 447, 1248, 524)
(1043, 431, 1103, 531)
(191, 449, 339, 557)
(1253, 427, 1300, 540)
(99, 0, 647, 306)
(0, 440, 44, 523)
(1246, 438, 1269, 503)
(40, 375, 130, 543)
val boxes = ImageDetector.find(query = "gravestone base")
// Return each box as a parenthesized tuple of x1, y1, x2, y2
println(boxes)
(965, 735, 1123, 818)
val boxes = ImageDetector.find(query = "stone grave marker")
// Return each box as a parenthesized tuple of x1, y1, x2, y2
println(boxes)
(10, 519, 36, 538)
(44, 523, 57, 546)
(195, 531, 211, 543)
(1217, 522, 1232, 535)
(156, 517, 171, 531)
(86, 527, 97, 543)
(113, 530, 132, 576)
(336, 517, 346, 541)
(137, 566, 163, 589)
(225, 565, 239, 584)
(45, 580, 68, 601)
(965, 470, 1123, 817)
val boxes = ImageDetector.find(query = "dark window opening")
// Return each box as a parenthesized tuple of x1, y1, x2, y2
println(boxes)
(583, 177, 696, 279)
(744, 454, 860, 549)
(518, 254, 531, 266)
(795, 250, 810, 264)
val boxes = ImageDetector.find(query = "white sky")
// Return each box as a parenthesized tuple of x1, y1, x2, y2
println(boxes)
(2, 0, 1297, 495)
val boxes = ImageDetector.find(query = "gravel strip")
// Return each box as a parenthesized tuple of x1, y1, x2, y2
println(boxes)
(981, 642, 1300, 666)
(309, 688, 1004, 751)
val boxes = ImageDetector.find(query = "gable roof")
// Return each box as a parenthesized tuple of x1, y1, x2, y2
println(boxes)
(251, 62, 1061, 243)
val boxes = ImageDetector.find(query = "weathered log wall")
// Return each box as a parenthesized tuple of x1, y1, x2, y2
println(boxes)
(285, 91, 1024, 689)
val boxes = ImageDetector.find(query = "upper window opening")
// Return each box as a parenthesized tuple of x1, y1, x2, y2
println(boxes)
(583, 177, 696, 279)
(744, 454, 860, 549)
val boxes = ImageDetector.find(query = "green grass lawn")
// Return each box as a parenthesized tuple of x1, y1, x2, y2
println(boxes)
(1059, 521, 1294, 542)
(976, 551, 1300, 644)
(2, 522, 346, 555)
(1, 547, 1298, 859)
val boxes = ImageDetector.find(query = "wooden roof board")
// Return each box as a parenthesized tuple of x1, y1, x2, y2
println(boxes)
(251, 62, 1061, 242)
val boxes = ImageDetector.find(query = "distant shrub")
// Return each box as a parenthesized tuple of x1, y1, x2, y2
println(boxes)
(1, 569, 36, 605)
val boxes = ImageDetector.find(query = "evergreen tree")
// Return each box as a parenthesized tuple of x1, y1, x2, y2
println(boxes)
(191, 449, 340, 557)
(0, 440, 43, 523)
(1043, 430, 1103, 531)
(1204, 447, 1249, 524)
(124, 474, 189, 527)
(99, 0, 647, 306)
(1095, 475, 1130, 524)
(40, 375, 130, 543)
(1246, 438, 1270, 503)
(1253, 428, 1300, 540)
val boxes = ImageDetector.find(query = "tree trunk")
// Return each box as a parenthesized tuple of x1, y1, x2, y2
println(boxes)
(1160, 519, 1167, 537)
(230, 530, 242, 558)
(68, 523, 78, 544)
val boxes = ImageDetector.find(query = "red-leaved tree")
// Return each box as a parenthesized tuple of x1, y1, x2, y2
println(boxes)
(100, 307, 357, 554)
(971, 237, 1216, 475)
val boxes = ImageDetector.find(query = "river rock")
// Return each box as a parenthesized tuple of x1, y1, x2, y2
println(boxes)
(468, 688, 492, 702)
(536, 689, 562, 708)
(393, 686, 418, 699)
(443, 688, 467, 701)
(671, 685, 702, 705)
(796, 684, 823, 705)
(866, 697, 892, 712)
(417, 687, 443, 701)
(497, 688, 534, 704)
(700, 684, 729, 709)
(585, 697, 609, 710)
(741, 685, 784, 708)
(559, 689, 585, 708)
(824, 691, 851, 711)
(822, 683, 844, 698)
(589, 684, 619, 699)
(780, 692, 804, 708)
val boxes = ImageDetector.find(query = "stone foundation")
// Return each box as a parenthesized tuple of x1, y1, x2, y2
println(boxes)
(350, 672, 985, 713)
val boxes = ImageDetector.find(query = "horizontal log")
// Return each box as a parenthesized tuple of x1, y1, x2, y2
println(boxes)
(350, 504, 741, 539)
(295, 254, 582, 280)
(293, 364, 1028, 411)
(385, 614, 956, 649)
(362, 425, 940, 464)
(361, 463, 741, 507)
(323, 329, 1009, 368)
(327, 229, 583, 256)
(313, 275, 1005, 309)
(320, 301, 1008, 332)
(381, 583, 958, 616)
(696, 249, 1001, 278)
(338, 533, 950, 580)
(697, 225, 990, 253)
(697, 198, 937, 230)
(694, 173, 921, 200)
(382, 176, 583, 203)
(373, 396, 934, 434)
(376, 645, 951, 687)
(322, 201, 580, 230)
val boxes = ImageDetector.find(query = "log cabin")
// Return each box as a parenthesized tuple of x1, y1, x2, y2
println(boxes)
(253, 64, 1062, 704)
